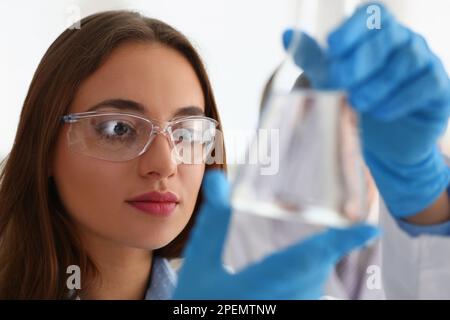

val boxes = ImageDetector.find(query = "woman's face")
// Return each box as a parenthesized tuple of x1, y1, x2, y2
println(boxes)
(52, 42, 205, 250)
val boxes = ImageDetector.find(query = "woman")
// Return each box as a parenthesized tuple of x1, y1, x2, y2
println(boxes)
(0, 10, 374, 299)
(0, 10, 226, 299)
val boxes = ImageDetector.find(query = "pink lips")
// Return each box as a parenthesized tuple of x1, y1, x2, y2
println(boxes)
(126, 191, 179, 216)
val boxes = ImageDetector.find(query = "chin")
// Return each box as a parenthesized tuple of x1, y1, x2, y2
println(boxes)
(117, 229, 182, 251)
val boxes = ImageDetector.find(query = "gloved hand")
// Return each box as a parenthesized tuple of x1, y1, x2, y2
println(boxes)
(283, 2, 450, 218)
(172, 170, 379, 299)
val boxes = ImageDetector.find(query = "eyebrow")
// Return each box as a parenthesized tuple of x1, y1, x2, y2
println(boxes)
(86, 99, 205, 118)
(87, 99, 146, 113)
(172, 106, 205, 118)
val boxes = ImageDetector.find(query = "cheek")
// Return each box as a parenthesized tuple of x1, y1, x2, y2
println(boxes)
(52, 134, 130, 239)
(177, 164, 205, 214)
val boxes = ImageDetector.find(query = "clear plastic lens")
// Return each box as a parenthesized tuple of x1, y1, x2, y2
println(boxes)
(94, 119, 137, 139)
(170, 119, 218, 164)
(65, 114, 218, 163)
(231, 91, 370, 227)
(172, 120, 206, 144)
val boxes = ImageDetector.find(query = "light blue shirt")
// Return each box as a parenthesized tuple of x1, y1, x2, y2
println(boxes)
(145, 256, 177, 300)
(68, 255, 177, 300)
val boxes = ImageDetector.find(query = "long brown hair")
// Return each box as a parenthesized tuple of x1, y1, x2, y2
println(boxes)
(0, 10, 226, 299)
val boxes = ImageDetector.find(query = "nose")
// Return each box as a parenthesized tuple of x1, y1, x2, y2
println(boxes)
(137, 132, 177, 179)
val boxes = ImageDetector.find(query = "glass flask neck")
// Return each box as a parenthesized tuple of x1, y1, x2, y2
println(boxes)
(290, 0, 350, 47)
(270, 0, 359, 95)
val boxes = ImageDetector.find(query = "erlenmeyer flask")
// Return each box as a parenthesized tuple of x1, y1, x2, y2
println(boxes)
(230, 0, 372, 228)
(222, 0, 379, 274)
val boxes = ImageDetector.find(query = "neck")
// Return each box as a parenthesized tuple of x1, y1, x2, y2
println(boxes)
(77, 228, 153, 300)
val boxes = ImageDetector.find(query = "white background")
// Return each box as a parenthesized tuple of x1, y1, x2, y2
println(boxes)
(2, 0, 450, 161)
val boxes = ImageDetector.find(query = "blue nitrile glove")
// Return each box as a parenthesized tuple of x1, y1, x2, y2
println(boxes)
(172, 170, 379, 299)
(283, 2, 450, 218)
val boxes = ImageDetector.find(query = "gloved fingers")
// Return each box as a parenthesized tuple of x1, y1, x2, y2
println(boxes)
(329, 20, 411, 89)
(327, 2, 394, 58)
(232, 225, 377, 299)
(363, 146, 450, 217)
(283, 6, 409, 90)
(239, 224, 379, 284)
(233, 267, 328, 300)
(257, 267, 329, 300)
(349, 32, 433, 113)
(180, 169, 232, 269)
(293, 224, 380, 269)
(409, 100, 450, 136)
(202, 169, 230, 207)
(359, 97, 450, 165)
(368, 58, 450, 121)
(282, 29, 333, 89)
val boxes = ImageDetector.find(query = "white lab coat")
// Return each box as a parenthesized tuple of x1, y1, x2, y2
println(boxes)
(380, 200, 450, 299)
(223, 185, 450, 300)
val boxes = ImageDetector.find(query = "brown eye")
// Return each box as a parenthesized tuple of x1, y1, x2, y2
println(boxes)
(111, 122, 129, 136)
(96, 120, 136, 139)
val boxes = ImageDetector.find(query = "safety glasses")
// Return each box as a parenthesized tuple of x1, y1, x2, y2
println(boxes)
(61, 111, 219, 164)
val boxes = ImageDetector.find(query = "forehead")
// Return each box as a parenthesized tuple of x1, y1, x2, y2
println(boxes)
(69, 42, 205, 120)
